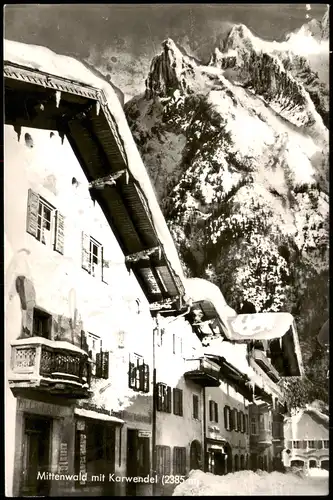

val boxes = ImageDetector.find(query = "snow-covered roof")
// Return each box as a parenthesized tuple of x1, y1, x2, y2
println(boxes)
(74, 407, 124, 424)
(4, 39, 186, 296)
(11, 336, 89, 356)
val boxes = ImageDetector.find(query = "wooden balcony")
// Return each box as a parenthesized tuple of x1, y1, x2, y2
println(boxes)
(253, 349, 280, 382)
(250, 429, 273, 449)
(184, 357, 221, 387)
(9, 337, 91, 398)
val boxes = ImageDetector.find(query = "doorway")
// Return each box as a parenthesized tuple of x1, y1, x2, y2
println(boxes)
(190, 440, 202, 470)
(21, 415, 51, 497)
(126, 429, 150, 496)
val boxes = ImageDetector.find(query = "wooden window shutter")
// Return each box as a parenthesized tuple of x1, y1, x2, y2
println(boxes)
(237, 411, 241, 431)
(209, 401, 213, 421)
(302, 440, 307, 449)
(224, 406, 228, 429)
(287, 440, 292, 449)
(230, 408, 234, 431)
(101, 351, 109, 379)
(167, 386, 172, 413)
(179, 390, 183, 416)
(101, 246, 110, 284)
(129, 361, 135, 389)
(214, 402, 218, 423)
(156, 384, 162, 411)
(166, 447, 171, 474)
(26, 189, 40, 237)
(317, 440, 323, 449)
(54, 210, 65, 254)
(95, 352, 102, 378)
(81, 232, 91, 272)
(81, 330, 88, 352)
(143, 363, 149, 393)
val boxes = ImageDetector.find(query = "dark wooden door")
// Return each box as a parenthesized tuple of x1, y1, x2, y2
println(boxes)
(21, 415, 51, 496)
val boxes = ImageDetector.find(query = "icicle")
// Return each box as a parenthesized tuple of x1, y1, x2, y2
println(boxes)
(14, 124, 22, 142)
(96, 100, 100, 116)
(55, 90, 61, 108)
(58, 130, 65, 145)
(125, 169, 129, 184)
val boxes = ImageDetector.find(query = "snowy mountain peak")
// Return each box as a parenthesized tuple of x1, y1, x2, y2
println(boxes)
(145, 38, 196, 99)
(223, 23, 255, 52)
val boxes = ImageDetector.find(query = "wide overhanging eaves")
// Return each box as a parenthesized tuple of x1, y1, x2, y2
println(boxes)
(4, 62, 185, 304)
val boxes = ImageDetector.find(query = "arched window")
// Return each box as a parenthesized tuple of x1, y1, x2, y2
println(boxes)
(309, 459, 317, 468)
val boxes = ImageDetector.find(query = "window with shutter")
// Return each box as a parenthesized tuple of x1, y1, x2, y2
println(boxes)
(214, 402, 219, 423)
(224, 406, 231, 431)
(173, 389, 183, 416)
(209, 401, 214, 421)
(54, 210, 65, 254)
(237, 411, 242, 431)
(87, 333, 102, 376)
(317, 440, 323, 449)
(82, 233, 104, 279)
(193, 394, 199, 420)
(143, 363, 150, 393)
(157, 383, 172, 412)
(27, 190, 58, 249)
(173, 447, 186, 475)
(234, 409, 239, 432)
(101, 351, 109, 379)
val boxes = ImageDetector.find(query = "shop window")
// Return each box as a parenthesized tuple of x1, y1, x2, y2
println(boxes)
(32, 308, 52, 338)
(209, 400, 218, 423)
(76, 421, 115, 481)
(156, 445, 171, 475)
(156, 383, 172, 413)
(128, 354, 149, 392)
(173, 447, 186, 475)
(193, 394, 199, 420)
(173, 389, 183, 417)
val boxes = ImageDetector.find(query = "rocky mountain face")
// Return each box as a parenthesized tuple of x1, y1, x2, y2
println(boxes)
(124, 13, 329, 398)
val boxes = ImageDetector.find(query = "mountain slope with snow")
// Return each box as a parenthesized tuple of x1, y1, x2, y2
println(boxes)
(124, 22, 329, 379)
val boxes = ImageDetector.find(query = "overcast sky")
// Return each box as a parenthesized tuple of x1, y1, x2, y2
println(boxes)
(4, 4, 327, 98)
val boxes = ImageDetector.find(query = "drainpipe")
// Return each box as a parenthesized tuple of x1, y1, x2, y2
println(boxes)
(152, 316, 158, 496)
(203, 386, 207, 472)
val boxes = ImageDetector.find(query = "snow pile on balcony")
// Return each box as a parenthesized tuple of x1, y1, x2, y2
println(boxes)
(4, 39, 186, 285)
(173, 469, 329, 496)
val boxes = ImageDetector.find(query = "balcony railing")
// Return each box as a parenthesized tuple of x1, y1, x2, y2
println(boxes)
(250, 429, 273, 449)
(184, 357, 221, 387)
(9, 337, 91, 398)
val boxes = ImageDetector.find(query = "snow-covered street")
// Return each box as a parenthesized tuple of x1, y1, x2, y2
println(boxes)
(173, 470, 329, 496)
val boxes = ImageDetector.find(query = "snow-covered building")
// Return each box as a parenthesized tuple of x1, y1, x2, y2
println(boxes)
(4, 39, 189, 498)
(4, 37, 305, 498)
(283, 407, 329, 472)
